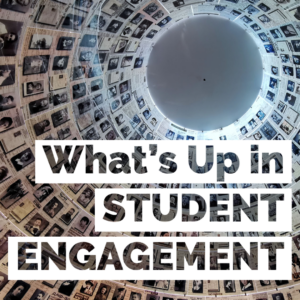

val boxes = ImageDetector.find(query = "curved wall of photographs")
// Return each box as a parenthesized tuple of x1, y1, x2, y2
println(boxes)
(1, 0, 300, 298)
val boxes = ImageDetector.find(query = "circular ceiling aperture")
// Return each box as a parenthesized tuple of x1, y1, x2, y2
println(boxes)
(147, 16, 263, 131)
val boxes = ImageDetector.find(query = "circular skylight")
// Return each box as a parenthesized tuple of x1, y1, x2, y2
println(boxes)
(147, 15, 263, 131)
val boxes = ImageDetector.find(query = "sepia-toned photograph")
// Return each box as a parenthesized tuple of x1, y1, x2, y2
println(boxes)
(43, 196, 64, 218)
(23, 80, 44, 97)
(23, 55, 50, 75)
(24, 213, 49, 236)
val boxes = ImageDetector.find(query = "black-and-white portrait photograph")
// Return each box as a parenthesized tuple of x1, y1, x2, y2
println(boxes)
(51, 107, 69, 127)
(146, 29, 158, 39)
(23, 55, 50, 75)
(94, 283, 111, 300)
(3, 281, 31, 300)
(239, 280, 254, 291)
(120, 8, 134, 19)
(281, 54, 290, 63)
(115, 114, 125, 126)
(108, 86, 117, 98)
(165, 129, 175, 140)
(62, 14, 85, 30)
(58, 281, 78, 296)
(285, 92, 296, 105)
(283, 65, 294, 76)
(134, 57, 144, 68)
(89, 14, 107, 30)
(258, 3, 270, 12)
(272, 293, 285, 300)
(270, 29, 282, 39)
(119, 81, 129, 94)
(265, 44, 274, 53)
(106, 20, 123, 33)
(0, 92, 16, 111)
(33, 184, 53, 202)
(143, 280, 170, 290)
(77, 187, 94, 208)
(121, 26, 133, 38)
(153, 11, 164, 20)
(223, 280, 235, 293)
(143, 109, 151, 120)
(129, 114, 141, 129)
(74, 0, 93, 10)
(132, 20, 153, 39)
(11, 148, 35, 171)
(52, 56, 69, 70)
(53, 126, 67, 145)
(53, 91, 68, 106)
(121, 93, 131, 105)
(271, 66, 278, 75)
(129, 292, 142, 300)
(71, 66, 85, 80)
(94, 53, 107, 65)
(137, 96, 145, 109)
(292, 40, 300, 52)
(24, 213, 49, 236)
(106, 129, 116, 140)
(121, 56, 133, 68)
(241, 16, 252, 23)
(88, 66, 102, 78)
(280, 120, 294, 135)
(108, 57, 119, 70)
(269, 77, 278, 89)
(79, 51, 93, 61)
(23, 80, 44, 97)
(56, 37, 75, 50)
(157, 16, 172, 27)
(72, 83, 86, 100)
(45, 224, 64, 237)
(60, 206, 78, 225)
(260, 122, 277, 140)
(91, 79, 103, 92)
(74, 216, 91, 233)
(271, 110, 283, 124)
(287, 80, 295, 92)
(244, 5, 260, 15)
(192, 280, 203, 293)
(251, 23, 261, 31)
(131, 13, 145, 25)
(240, 126, 248, 135)
(281, 24, 297, 37)
(0, 65, 15, 87)
(258, 32, 268, 42)
(80, 34, 97, 47)
(57, 127, 71, 140)
(1, 0, 31, 13)
(29, 34, 53, 50)
(29, 289, 48, 300)
(143, 2, 158, 14)
(43, 196, 64, 218)
(214, 5, 226, 11)
(258, 14, 271, 24)
(100, 120, 111, 133)
(33, 119, 51, 136)
(173, 0, 184, 7)
(0, 165, 11, 185)
(0, 179, 28, 209)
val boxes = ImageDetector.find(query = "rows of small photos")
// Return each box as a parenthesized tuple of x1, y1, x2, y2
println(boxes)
(1, 0, 300, 297)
